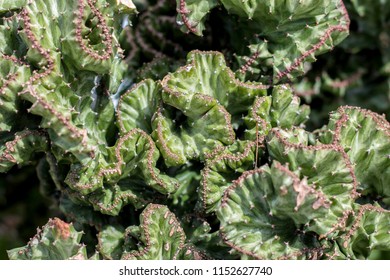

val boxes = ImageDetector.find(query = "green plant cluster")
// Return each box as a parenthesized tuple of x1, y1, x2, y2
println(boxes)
(0, 0, 389, 260)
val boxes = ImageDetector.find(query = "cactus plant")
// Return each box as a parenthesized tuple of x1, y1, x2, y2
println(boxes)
(0, 0, 389, 260)
(7, 218, 98, 260)
(176, 0, 350, 83)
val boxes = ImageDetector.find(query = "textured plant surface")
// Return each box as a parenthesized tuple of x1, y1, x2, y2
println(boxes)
(0, 0, 389, 260)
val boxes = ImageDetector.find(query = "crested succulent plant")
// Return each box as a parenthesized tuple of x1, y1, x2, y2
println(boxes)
(7, 217, 99, 260)
(176, 0, 350, 83)
(292, 0, 390, 128)
(0, 0, 389, 260)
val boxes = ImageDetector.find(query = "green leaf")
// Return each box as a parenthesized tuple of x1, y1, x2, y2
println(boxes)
(320, 106, 390, 203)
(0, 130, 48, 172)
(199, 140, 261, 213)
(244, 84, 310, 141)
(176, 0, 219, 36)
(267, 127, 356, 236)
(117, 79, 161, 135)
(7, 218, 88, 260)
(0, 57, 31, 132)
(217, 163, 326, 260)
(97, 225, 127, 260)
(330, 204, 390, 259)
(121, 204, 187, 260)
(65, 129, 178, 215)
(154, 50, 266, 165)
(177, 0, 350, 82)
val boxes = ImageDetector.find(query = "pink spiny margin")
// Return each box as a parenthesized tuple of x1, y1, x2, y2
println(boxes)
(64, 184, 152, 215)
(160, 50, 268, 116)
(93, 190, 149, 214)
(20, 9, 54, 82)
(274, 162, 330, 211)
(276, 25, 348, 80)
(319, 209, 354, 240)
(201, 140, 261, 212)
(1, 57, 25, 86)
(240, 1, 350, 81)
(155, 108, 184, 164)
(0, 72, 19, 96)
(220, 168, 265, 205)
(270, 127, 359, 198)
(276, 0, 350, 80)
(1, 54, 27, 65)
(0, 130, 47, 163)
(337, 106, 390, 137)
(69, 129, 177, 194)
(182, 244, 207, 260)
(177, 0, 198, 34)
(320, 205, 389, 250)
(251, 96, 270, 133)
(27, 85, 90, 148)
(122, 204, 187, 260)
(255, 123, 260, 168)
(218, 106, 236, 143)
(332, 108, 388, 241)
(116, 80, 151, 134)
(271, 106, 390, 241)
(341, 205, 389, 249)
(203, 145, 226, 160)
(159, 51, 268, 167)
(239, 51, 260, 74)
(75, 0, 113, 60)
(50, 218, 71, 240)
(161, 51, 269, 118)
(19, 7, 95, 157)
